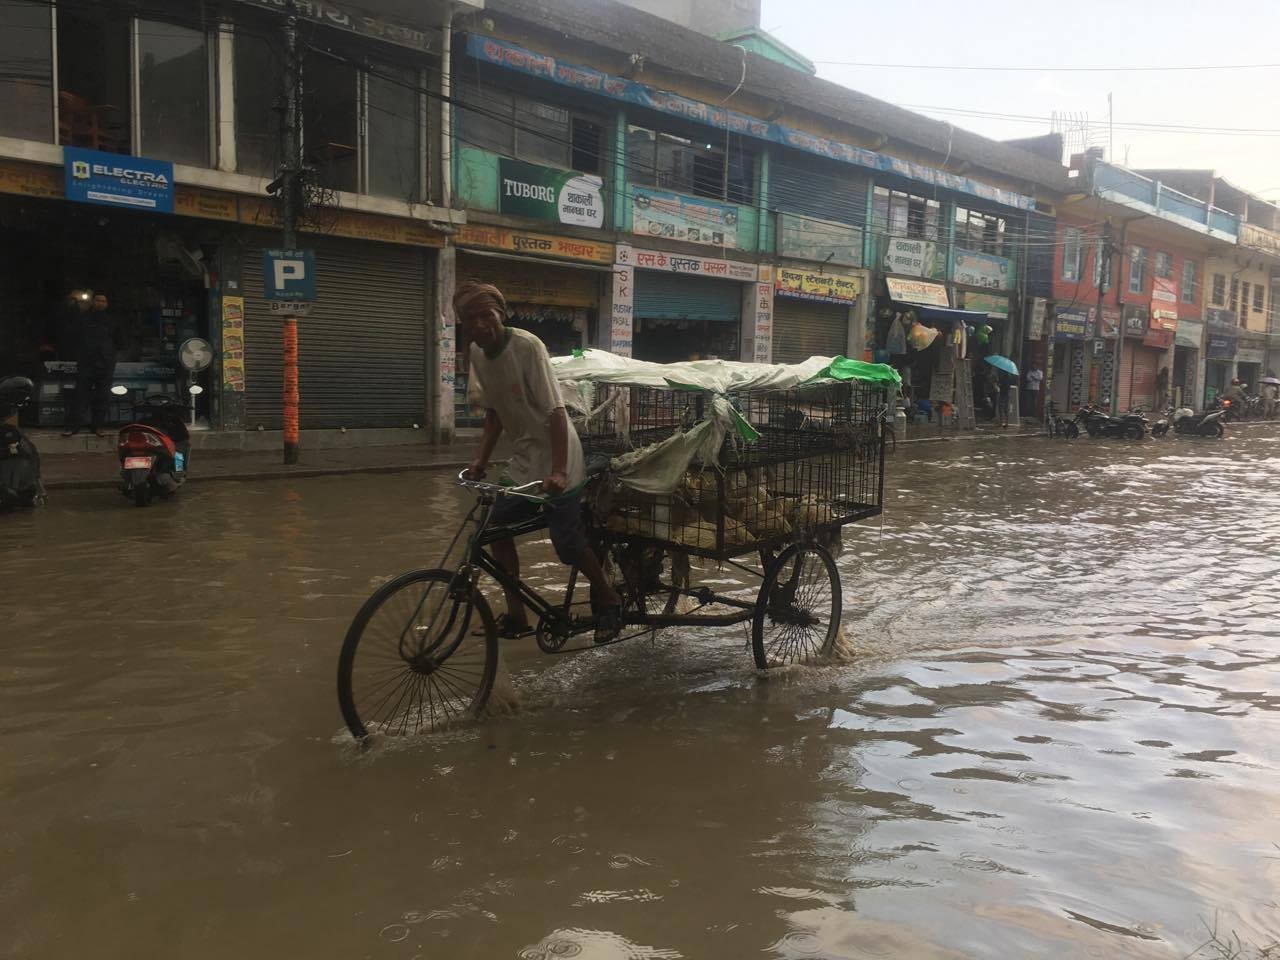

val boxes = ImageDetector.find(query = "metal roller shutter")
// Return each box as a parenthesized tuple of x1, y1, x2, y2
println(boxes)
(243, 238, 428, 429)
(634, 272, 740, 321)
(771, 297, 849, 365)
(1129, 345, 1160, 411)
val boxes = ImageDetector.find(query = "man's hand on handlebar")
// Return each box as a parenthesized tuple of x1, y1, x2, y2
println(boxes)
(542, 470, 568, 496)
(466, 459, 487, 481)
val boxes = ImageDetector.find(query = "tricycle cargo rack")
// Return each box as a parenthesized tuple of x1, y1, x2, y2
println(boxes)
(337, 353, 899, 741)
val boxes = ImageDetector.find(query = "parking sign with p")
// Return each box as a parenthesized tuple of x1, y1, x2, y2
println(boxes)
(263, 249, 316, 308)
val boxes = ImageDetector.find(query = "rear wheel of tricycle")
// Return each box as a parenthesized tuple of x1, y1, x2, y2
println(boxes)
(751, 542, 841, 670)
(337, 568, 497, 741)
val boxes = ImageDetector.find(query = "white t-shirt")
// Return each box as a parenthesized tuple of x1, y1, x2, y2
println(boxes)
(468, 327, 584, 488)
(1025, 368, 1044, 392)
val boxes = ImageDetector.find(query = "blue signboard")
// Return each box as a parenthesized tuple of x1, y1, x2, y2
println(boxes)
(1207, 335, 1236, 360)
(468, 35, 1037, 212)
(1053, 308, 1093, 342)
(64, 147, 174, 213)
(263, 249, 316, 301)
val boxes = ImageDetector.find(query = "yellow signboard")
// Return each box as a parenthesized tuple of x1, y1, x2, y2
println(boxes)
(239, 198, 446, 247)
(175, 187, 239, 222)
(455, 224, 613, 264)
(0, 160, 63, 200)
(775, 267, 864, 304)
(221, 296, 246, 393)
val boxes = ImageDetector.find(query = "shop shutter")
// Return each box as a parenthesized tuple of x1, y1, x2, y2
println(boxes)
(243, 237, 428, 429)
(771, 156, 867, 227)
(771, 297, 849, 365)
(1115, 350, 1135, 412)
(1129, 346, 1160, 411)
(634, 273, 741, 322)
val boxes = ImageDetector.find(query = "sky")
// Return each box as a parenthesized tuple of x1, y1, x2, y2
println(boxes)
(761, 0, 1280, 199)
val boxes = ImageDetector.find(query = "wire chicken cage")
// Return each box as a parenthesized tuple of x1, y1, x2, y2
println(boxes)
(577, 379, 889, 560)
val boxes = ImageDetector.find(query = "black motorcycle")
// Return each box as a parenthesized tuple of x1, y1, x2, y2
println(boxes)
(1150, 406, 1226, 439)
(1079, 403, 1147, 440)
(0, 376, 45, 510)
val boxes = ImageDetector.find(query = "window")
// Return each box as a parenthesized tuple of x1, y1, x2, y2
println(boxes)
(459, 84, 603, 176)
(1154, 251, 1173, 279)
(138, 21, 210, 167)
(873, 187, 940, 240)
(1182, 261, 1197, 303)
(57, 4, 132, 154)
(366, 66, 421, 201)
(955, 207, 1007, 255)
(627, 123, 752, 203)
(0, 1, 54, 141)
(1061, 227, 1082, 281)
(234, 28, 280, 179)
(1212, 273, 1226, 306)
(1253, 283, 1265, 315)
(305, 55, 359, 193)
(1230, 277, 1240, 314)
(1241, 282, 1250, 315)
(1128, 246, 1146, 294)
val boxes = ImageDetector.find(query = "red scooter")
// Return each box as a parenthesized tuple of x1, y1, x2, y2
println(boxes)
(113, 390, 192, 506)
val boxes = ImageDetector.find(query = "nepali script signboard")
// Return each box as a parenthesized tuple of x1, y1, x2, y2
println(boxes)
(620, 246, 758, 281)
(632, 188, 739, 248)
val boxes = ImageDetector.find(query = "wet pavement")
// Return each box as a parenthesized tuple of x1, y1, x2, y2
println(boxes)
(3, 430, 1279, 958)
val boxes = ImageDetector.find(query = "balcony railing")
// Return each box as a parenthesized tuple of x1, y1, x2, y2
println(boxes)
(1090, 161, 1239, 241)
(1241, 222, 1280, 260)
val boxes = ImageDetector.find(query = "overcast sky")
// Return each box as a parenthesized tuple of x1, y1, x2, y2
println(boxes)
(761, 0, 1280, 199)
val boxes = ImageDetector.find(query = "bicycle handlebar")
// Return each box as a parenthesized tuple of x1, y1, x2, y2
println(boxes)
(456, 469, 549, 501)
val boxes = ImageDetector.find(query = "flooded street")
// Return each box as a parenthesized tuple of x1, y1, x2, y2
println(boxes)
(3, 432, 1279, 958)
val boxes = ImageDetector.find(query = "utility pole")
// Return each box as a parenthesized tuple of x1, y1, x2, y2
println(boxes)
(1110, 221, 1131, 413)
(280, 2, 303, 464)
(1086, 219, 1112, 404)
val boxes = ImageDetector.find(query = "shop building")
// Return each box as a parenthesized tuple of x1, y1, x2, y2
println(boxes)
(0, 0, 469, 438)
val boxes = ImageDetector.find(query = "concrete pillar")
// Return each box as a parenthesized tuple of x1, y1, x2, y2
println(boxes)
(434, 245, 456, 444)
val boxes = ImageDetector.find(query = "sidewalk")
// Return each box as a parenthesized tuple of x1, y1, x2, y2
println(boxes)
(41, 443, 475, 489)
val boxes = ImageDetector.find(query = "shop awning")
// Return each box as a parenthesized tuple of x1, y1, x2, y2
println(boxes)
(912, 305, 992, 324)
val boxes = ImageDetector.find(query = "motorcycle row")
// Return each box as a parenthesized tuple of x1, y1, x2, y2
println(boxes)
(1, 376, 195, 513)
(1048, 400, 1227, 440)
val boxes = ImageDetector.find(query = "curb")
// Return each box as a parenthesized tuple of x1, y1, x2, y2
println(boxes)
(41, 458, 474, 491)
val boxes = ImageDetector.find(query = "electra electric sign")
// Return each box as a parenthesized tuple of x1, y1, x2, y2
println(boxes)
(64, 147, 174, 213)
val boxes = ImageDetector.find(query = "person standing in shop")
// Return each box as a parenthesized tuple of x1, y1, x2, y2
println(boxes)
(64, 292, 120, 437)
(1024, 362, 1044, 419)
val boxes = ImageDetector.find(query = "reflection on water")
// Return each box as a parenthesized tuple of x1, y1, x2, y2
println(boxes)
(2, 432, 1279, 958)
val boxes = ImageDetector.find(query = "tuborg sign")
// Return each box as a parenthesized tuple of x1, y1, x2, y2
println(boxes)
(498, 158, 604, 229)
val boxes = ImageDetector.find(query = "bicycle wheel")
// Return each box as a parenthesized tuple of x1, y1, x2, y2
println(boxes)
(338, 568, 497, 740)
(751, 542, 842, 670)
(607, 541, 678, 641)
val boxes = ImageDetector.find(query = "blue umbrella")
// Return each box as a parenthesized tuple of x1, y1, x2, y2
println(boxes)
(984, 355, 1018, 377)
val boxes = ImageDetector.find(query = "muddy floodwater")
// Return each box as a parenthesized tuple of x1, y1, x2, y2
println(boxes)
(3, 432, 1279, 958)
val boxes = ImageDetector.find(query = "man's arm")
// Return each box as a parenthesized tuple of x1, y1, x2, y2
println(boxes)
(468, 408, 504, 478)
(543, 407, 570, 494)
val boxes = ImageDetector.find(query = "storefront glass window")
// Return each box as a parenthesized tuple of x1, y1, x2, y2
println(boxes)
(1061, 227, 1082, 281)
(1154, 251, 1173, 279)
(366, 66, 420, 201)
(57, 5, 132, 154)
(1182, 261, 1197, 303)
(1128, 246, 1146, 294)
(234, 27, 280, 179)
(138, 21, 210, 167)
(627, 123, 752, 203)
(955, 207, 1007, 255)
(305, 55, 359, 193)
(458, 83, 603, 175)
(872, 187, 939, 240)
(0, 1, 54, 142)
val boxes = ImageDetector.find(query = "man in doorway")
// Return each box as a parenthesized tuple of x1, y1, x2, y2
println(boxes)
(1262, 379, 1279, 420)
(458, 281, 622, 641)
(1024, 362, 1044, 419)
(64, 291, 119, 437)
(1154, 366, 1170, 413)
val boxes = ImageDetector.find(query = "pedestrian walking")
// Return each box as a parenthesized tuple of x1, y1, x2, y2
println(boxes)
(997, 371, 1012, 427)
(1154, 366, 1169, 413)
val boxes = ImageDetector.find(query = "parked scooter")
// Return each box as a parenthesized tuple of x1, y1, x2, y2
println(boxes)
(1150, 405, 1226, 439)
(113, 387, 195, 506)
(0, 376, 44, 510)
(1077, 402, 1148, 439)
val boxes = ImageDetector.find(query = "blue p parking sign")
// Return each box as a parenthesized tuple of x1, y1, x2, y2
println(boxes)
(263, 249, 316, 302)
